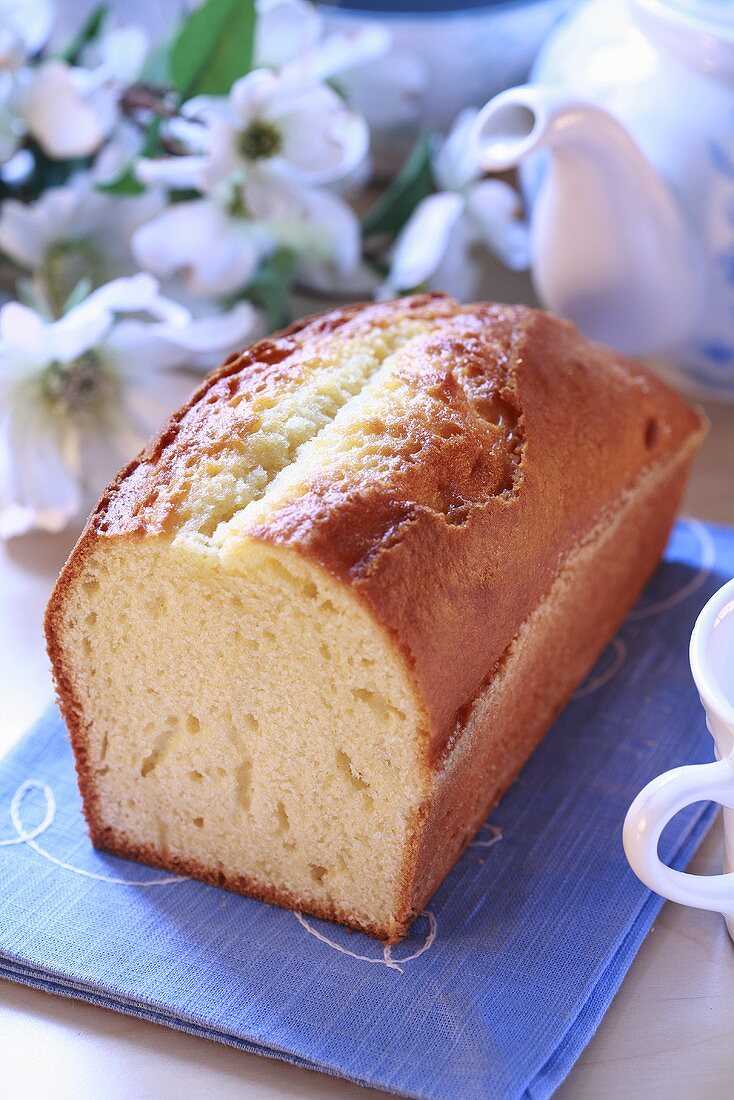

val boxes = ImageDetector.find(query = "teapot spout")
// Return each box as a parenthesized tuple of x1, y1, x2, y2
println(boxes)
(472, 85, 704, 356)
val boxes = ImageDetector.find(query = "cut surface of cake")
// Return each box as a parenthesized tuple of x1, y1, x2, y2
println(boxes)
(45, 295, 705, 942)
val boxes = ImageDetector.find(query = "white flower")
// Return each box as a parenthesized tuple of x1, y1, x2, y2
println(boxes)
(17, 59, 114, 158)
(254, 0, 321, 70)
(15, 22, 147, 160)
(267, 182, 361, 284)
(132, 172, 362, 298)
(253, 0, 420, 177)
(80, 23, 148, 87)
(0, 173, 163, 295)
(92, 117, 145, 185)
(0, 274, 260, 537)
(132, 197, 272, 299)
(381, 109, 530, 301)
(134, 68, 367, 290)
(255, 0, 389, 83)
(0, 0, 56, 164)
(336, 50, 426, 141)
(137, 68, 368, 193)
(0, 0, 54, 71)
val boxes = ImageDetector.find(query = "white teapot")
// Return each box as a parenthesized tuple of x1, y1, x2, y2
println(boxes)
(471, 0, 734, 401)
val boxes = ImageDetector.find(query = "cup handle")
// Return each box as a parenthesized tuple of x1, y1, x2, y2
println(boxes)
(623, 758, 734, 913)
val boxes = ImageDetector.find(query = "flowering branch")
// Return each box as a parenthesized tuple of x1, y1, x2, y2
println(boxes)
(0, 0, 526, 539)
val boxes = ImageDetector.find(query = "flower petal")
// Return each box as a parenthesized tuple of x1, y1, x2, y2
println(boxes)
(255, 0, 322, 69)
(465, 179, 531, 271)
(135, 154, 209, 191)
(196, 116, 240, 196)
(78, 415, 145, 493)
(84, 25, 149, 85)
(0, 199, 55, 270)
(132, 200, 269, 298)
(432, 107, 482, 192)
(48, 306, 113, 363)
(0, 401, 81, 537)
(286, 23, 391, 83)
(83, 274, 190, 326)
(90, 118, 142, 183)
(277, 98, 368, 183)
(0, 183, 86, 269)
(153, 301, 260, 356)
(131, 203, 208, 280)
(181, 95, 236, 127)
(229, 68, 281, 124)
(384, 191, 465, 293)
(104, 302, 260, 378)
(243, 164, 304, 221)
(114, 371, 195, 449)
(257, 74, 335, 121)
(102, 320, 190, 376)
(0, 301, 52, 359)
(0, 27, 24, 72)
(429, 215, 481, 301)
(19, 60, 106, 158)
(271, 184, 361, 278)
(1, 0, 54, 55)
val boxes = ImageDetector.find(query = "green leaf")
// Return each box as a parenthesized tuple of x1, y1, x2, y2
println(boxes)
(141, 41, 172, 86)
(59, 5, 109, 65)
(169, 0, 256, 100)
(15, 276, 44, 313)
(362, 133, 434, 239)
(169, 188, 203, 204)
(61, 276, 93, 314)
(245, 249, 296, 330)
(96, 117, 162, 196)
(96, 171, 146, 196)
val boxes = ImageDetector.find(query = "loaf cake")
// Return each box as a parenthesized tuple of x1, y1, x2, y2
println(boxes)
(46, 295, 704, 942)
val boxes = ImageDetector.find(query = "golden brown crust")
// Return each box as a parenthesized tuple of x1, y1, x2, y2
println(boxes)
(45, 525, 101, 838)
(45, 295, 706, 942)
(248, 302, 703, 758)
(54, 295, 703, 762)
(402, 439, 699, 926)
(90, 294, 458, 537)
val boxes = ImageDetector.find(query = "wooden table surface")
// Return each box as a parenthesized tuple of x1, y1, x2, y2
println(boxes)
(0, 398, 733, 1100)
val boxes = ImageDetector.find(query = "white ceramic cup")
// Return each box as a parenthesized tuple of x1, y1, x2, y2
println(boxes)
(624, 577, 734, 937)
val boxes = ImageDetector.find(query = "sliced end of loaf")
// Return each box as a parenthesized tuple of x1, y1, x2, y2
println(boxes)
(48, 535, 429, 940)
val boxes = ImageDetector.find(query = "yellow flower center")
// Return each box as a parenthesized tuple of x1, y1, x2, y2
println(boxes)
(239, 119, 282, 162)
(41, 351, 117, 420)
(44, 240, 105, 318)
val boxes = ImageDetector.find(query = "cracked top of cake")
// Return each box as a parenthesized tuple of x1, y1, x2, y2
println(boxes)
(83, 293, 704, 754)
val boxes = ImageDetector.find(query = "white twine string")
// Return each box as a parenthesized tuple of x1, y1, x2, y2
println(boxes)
(1, 779, 184, 886)
(570, 519, 716, 701)
(294, 910, 437, 972)
(572, 637, 628, 701)
(469, 823, 503, 849)
(628, 518, 715, 620)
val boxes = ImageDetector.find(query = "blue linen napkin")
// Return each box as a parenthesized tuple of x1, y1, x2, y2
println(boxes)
(0, 518, 730, 1099)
